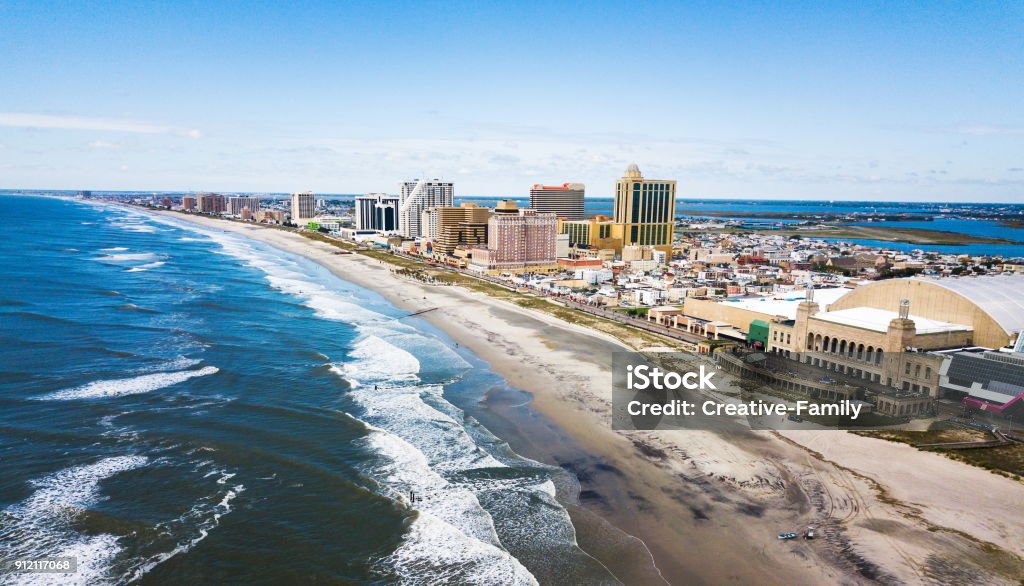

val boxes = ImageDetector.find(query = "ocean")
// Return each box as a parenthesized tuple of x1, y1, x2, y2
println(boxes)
(841, 218, 1024, 257)
(0, 196, 616, 585)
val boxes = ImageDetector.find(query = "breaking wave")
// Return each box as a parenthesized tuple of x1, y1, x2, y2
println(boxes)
(0, 456, 148, 586)
(41, 366, 218, 401)
(92, 252, 158, 262)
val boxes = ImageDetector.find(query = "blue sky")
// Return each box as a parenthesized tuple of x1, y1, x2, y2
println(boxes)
(1, 1, 1021, 200)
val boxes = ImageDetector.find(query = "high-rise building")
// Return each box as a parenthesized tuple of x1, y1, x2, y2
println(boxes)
(529, 183, 585, 220)
(493, 200, 520, 215)
(354, 193, 400, 232)
(558, 215, 619, 249)
(182, 196, 196, 211)
(197, 193, 226, 214)
(399, 179, 453, 238)
(421, 207, 439, 239)
(228, 196, 261, 216)
(469, 202, 557, 273)
(427, 204, 491, 256)
(291, 191, 316, 224)
(612, 163, 676, 254)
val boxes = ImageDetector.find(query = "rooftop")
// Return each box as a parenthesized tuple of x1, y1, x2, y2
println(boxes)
(812, 307, 972, 334)
(720, 287, 852, 320)
(909, 275, 1024, 337)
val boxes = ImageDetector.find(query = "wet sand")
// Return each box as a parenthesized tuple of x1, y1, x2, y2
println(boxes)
(151, 211, 1024, 585)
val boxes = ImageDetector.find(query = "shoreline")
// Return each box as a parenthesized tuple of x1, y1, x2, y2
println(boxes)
(146, 209, 1024, 584)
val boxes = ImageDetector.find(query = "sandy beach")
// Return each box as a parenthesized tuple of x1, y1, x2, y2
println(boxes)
(153, 211, 1024, 585)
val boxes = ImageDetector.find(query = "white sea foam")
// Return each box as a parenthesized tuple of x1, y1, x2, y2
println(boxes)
(343, 333, 536, 583)
(125, 261, 166, 272)
(365, 431, 536, 585)
(100, 247, 128, 251)
(388, 511, 537, 585)
(41, 366, 218, 401)
(113, 222, 158, 233)
(181, 225, 392, 327)
(148, 356, 202, 372)
(93, 252, 158, 262)
(536, 479, 557, 497)
(354, 385, 505, 475)
(0, 456, 148, 586)
(343, 335, 421, 385)
(262, 273, 386, 325)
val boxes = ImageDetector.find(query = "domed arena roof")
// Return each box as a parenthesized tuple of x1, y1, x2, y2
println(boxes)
(828, 274, 1024, 348)
(910, 275, 1024, 336)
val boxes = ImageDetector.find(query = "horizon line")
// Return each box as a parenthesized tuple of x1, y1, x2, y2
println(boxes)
(2, 188, 1022, 205)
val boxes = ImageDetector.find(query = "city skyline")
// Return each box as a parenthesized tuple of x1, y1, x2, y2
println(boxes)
(1, 1, 1022, 201)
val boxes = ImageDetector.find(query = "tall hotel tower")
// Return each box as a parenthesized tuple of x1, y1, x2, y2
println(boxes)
(612, 163, 676, 254)
(290, 191, 316, 224)
(529, 183, 585, 220)
(228, 196, 261, 216)
(399, 179, 453, 238)
(354, 193, 400, 232)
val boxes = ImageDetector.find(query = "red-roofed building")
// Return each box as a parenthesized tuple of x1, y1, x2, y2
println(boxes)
(529, 182, 585, 220)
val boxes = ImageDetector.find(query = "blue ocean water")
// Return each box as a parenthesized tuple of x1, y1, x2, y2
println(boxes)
(836, 218, 1024, 257)
(853, 218, 1024, 243)
(0, 196, 613, 585)
(819, 239, 1024, 258)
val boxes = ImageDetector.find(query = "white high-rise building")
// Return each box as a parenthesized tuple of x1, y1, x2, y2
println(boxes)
(421, 207, 440, 239)
(290, 191, 316, 224)
(354, 193, 400, 232)
(399, 179, 453, 238)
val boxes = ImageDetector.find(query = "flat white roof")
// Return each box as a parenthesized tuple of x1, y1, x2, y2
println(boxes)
(968, 387, 1018, 404)
(812, 307, 972, 334)
(721, 287, 852, 320)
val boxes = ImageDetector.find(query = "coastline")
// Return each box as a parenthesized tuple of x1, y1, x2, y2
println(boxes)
(148, 209, 1024, 584)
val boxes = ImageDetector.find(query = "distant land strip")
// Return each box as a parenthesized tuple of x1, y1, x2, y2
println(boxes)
(682, 225, 1017, 245)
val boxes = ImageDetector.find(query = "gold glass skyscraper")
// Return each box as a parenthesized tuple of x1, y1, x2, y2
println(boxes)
(612, 163, 676, 253)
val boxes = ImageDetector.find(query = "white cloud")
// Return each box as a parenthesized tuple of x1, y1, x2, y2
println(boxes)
(0, 113, 201, 139)
(88, 140, 121, 149)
